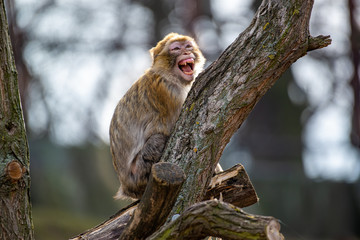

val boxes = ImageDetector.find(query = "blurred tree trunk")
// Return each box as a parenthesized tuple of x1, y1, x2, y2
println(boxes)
(348, 0, 360, 148)
(0, 0, 34, 239)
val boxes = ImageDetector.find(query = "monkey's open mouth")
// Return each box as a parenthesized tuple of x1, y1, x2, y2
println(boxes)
(178, 58, 194, 75)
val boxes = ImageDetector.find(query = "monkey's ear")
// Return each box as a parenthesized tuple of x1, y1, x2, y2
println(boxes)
(149, 43, 164, 63)
(149, 33, 180, 62)
(149, 47, 156, 61)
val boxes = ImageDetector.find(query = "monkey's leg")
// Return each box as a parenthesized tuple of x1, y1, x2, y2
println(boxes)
(125, 134, 169, 198)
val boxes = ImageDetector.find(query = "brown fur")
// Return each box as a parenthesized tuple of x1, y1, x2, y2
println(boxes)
(109, 33, 205, 199)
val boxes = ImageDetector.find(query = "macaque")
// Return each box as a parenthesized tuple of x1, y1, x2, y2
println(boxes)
(109, 33, 205, 199)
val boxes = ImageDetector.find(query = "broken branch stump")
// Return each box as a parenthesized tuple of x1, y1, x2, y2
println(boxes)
(204, 163, 258, 207)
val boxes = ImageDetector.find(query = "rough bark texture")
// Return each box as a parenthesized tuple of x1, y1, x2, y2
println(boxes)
(161, 0, 331, 218)
(147, 199, 284, 240)
(0, 0, 34, 239)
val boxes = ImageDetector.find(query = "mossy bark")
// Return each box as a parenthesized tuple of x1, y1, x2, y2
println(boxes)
(161, 0, 330, 218)
(148, 200, 283, 240)
(0, 0, 34, 239)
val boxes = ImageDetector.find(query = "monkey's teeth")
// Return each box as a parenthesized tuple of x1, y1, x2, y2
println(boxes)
(178, 58, 195, 76)
(178, 58, 194, 66)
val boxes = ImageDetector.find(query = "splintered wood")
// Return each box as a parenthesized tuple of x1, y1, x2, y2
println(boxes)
(204, 164, 258, 208)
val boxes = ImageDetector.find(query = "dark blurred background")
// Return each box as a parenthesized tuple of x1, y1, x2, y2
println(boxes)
(4, 0, 360, 239)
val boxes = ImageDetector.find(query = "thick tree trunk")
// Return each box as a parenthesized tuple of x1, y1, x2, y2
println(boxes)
(348, 0, 360, 148)
(162, 0, 331, 218)
(0, 0, 34, 239)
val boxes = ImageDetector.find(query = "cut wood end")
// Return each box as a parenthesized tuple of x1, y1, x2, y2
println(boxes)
(266, 219, 284, 240)
(7, 160, 23, 180)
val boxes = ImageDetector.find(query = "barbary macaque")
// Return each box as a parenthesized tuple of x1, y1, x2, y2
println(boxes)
(109, 33, 205, 199)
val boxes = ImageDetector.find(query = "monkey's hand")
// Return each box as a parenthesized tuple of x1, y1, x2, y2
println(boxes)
(141, 133, 169, 163)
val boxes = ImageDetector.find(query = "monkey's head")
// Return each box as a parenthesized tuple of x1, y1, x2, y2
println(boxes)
(150, 33, 205, 84)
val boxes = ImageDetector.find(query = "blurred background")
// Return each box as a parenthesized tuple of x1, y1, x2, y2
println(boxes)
(4, 0, 360, 239)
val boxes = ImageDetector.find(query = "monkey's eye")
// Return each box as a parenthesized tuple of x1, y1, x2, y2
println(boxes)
(185, 44, 192, 49)
(171, 47, 180, 51)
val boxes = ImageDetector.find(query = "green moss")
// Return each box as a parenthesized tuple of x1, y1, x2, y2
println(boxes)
(215, 229, 262, 240)
(156, 226, 175, 239)
(263, 22, 270, 30)
(236, 232, 261, 239)
(189, 102, 195, 111)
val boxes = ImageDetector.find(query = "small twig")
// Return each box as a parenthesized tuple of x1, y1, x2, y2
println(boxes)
(307, 35, 332, 51)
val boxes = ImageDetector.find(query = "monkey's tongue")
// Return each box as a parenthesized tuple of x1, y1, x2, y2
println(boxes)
(180, 65, 193, 74)
(178, 58, 194, 75)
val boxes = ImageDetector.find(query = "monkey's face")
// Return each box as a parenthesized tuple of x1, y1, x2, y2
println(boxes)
(150, 33, 205, 84)
(169, 41, 196, 82)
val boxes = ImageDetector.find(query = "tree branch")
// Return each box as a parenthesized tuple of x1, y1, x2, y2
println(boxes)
(307, 35, 332, 52)
(147, 199, 284, 240)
